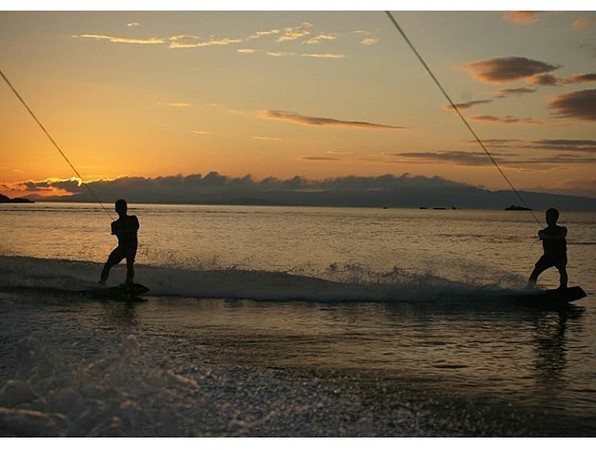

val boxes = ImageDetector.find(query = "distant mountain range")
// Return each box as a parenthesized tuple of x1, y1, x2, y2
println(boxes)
(0, 194, 34, 203)
(19, 173, 596, 211)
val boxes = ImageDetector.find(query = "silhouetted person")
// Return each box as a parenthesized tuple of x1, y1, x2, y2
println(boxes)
(99, 199, 139, 286)
(528, 208, 568, 289)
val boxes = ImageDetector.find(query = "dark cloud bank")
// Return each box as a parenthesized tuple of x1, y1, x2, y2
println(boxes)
(31, 173, 596, 211)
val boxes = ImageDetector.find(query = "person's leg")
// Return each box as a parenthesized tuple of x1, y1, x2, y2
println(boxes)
(99, 248, 125, 284)
(125, 257, 135, 285)
(556, 261, 568, 289)
(124, 247, 137, 285)
(528, 257, 549, 288)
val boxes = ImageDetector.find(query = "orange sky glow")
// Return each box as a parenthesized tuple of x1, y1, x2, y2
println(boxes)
(1, 7, 595, 200)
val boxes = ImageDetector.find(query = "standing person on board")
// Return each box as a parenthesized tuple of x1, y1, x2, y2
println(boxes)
(99, 199, 140, 287)
(527, 208, 568, 290)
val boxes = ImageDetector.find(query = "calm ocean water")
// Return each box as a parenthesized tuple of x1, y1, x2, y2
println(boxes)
(0, 202, 595, 436)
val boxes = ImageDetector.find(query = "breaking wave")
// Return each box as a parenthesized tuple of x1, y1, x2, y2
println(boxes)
(0, 255, 525, 304)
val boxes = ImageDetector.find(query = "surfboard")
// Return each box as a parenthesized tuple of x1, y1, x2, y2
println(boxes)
(80, 283, 150, 301)
(502, 286, 586, 306)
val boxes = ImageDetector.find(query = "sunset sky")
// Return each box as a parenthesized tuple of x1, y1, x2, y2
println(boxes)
(1, 4, 595, 199)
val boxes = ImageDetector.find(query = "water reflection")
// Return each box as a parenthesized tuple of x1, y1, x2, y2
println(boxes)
(531, 307, 584, 398)
(100, 301, 140, 327)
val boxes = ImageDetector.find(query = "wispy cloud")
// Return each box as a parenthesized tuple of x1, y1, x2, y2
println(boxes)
(300, 53, 344, 59)
(398, 151, 501, 166)
(495, 87, 537, 97)
(444, 99, 493, 110)
(360, 38, 379, 46)
(531, 139, 596, 152)
(303, 33, 336, 45)
(276, 22, 313, 42)
(528, 73, 561, 86)
(547, 89, 596, 121)
(302, 156, 340, 161)
(396, 150, 596, 168)
(259, 50, 344, 59)
(260, 110, 408, 130)
(466, 57, 559, 84)
(74, 22, 376, 57)
(167, 102, 193, 108)
(503, 12, 540, 25)
(127, 22, 140, 28)
(480, 138, 596, 153)
(252, 136, 282, 141)
(564, 73, 596, 84)
(170, 37, 243, 49)
(573, 16, 596, 30)
(247, 29, 282, 40)
(471, 115, 542, 125)
(527, 71, 596, 86)
(73, 34, 165, 45)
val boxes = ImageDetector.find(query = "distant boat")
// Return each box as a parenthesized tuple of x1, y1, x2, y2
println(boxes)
(505, 205, 533, 211)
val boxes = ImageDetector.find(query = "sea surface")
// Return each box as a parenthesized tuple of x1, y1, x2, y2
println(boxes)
(0, 202, 595, 437)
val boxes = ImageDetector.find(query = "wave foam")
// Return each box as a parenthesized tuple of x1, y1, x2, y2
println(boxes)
(0, 255, 516, 303)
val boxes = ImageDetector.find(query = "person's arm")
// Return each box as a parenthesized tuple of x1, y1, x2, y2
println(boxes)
(539, 226, 567, 240)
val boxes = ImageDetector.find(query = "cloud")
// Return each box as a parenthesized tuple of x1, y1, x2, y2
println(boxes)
(526, 71, 596, 86)
(247, 29, 282, 40)
(495, 87, 537, 97)
(529, 73, 561, 86)
(303, 33, 336, 45)
(503, 12, 540, 24)
(479, 138, 596, 153)
(12, 173, 596, 208)
(127, 22, 140, 28)
(573, 17, 596, 30)
(398, 151, 500, 166)
(471, 115, 542, 125)
(531, 139, 596, 152)
(300, 53, 344, 59)
(360, 38, 379, 46)
(547, 89, 596, 121)
(73, 22, 367, 60)
(563, 73, 596, 84)
(252, 136, 282, 141)
(260, 50, 344, 59)
(260, 110, 408, 130)
(466, 57, 559, 84)
(276, 22, 313, 42)
(167, 102, 193, 108)
(445, 99, 493, 110)
(74, 34, 165, 45)
(169, 37, 243, 49)
(396, 150, 596, 168)
(302, 156, 340, 161)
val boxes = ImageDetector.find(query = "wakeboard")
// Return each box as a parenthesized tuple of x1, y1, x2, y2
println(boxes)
(502, 286, 586, 306)
(80, 283, 150, 301)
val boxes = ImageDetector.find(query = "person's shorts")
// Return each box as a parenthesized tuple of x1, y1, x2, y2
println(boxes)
(534, 255, 567, 271)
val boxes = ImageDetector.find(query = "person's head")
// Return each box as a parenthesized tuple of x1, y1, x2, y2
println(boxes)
(115, 199, 128, 216)
(545, 208, 559, 226)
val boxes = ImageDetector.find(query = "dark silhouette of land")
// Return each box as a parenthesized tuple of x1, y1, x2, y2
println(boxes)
(16, 173, 596, 211)
(0, 194, 34, 203)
